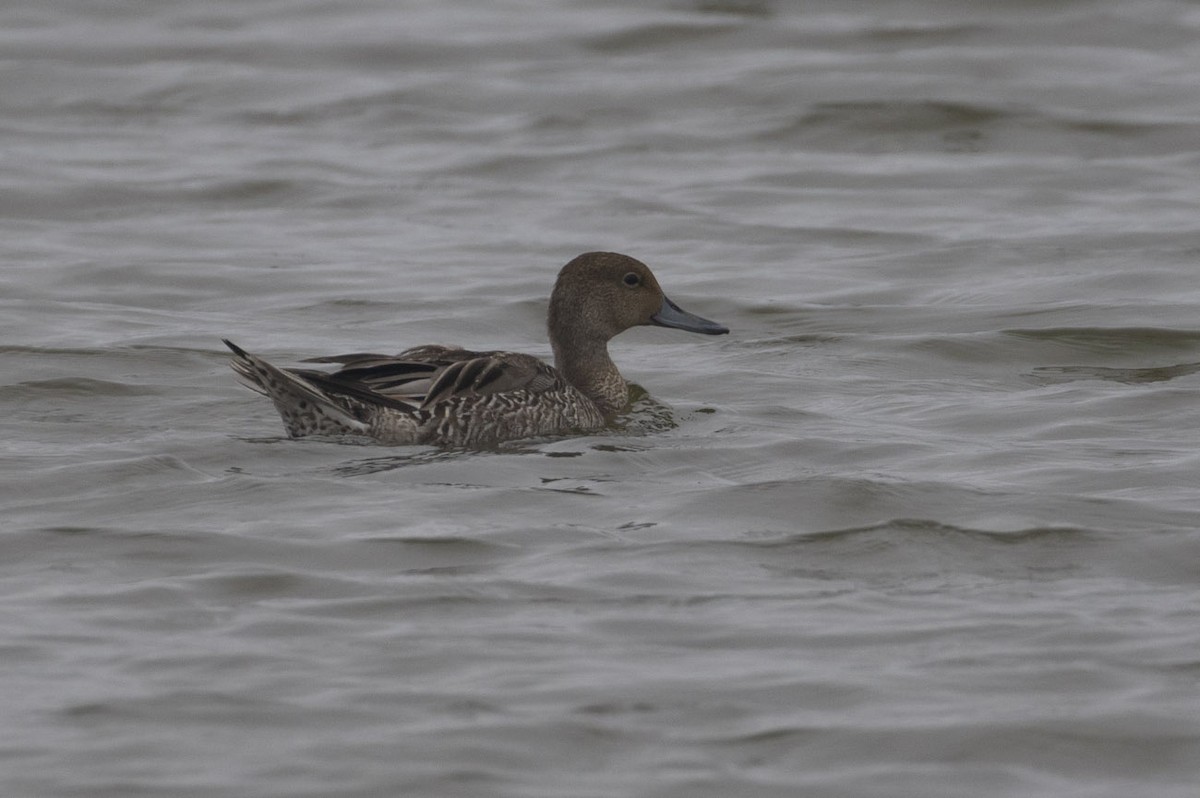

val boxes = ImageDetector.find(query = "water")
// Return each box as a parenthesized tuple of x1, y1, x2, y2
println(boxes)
(3, 1, 1200, 796)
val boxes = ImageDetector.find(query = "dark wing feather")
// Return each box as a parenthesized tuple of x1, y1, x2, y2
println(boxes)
(421, 355, 555, 408)
(287, 368, 422, 414)
(288, 346, 561, 410)
(301, 352, 395, 366)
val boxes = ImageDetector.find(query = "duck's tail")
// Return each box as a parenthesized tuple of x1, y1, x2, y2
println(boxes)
(224, 339, 370, 438)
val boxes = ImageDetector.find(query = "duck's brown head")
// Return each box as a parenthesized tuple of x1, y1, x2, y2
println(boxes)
(547, 252, 728, 350)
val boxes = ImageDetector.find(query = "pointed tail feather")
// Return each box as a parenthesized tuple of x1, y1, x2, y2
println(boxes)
(224, 339, 271, 396)
(223, 339, 370, 437)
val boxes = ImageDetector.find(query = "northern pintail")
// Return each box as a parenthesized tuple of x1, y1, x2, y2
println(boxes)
(225, 251, 728, 446)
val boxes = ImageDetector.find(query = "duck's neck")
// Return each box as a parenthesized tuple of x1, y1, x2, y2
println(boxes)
(552, 339, 629, 417)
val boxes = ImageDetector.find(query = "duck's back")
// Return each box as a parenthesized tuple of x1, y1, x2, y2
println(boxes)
(274, 345, 609, 446)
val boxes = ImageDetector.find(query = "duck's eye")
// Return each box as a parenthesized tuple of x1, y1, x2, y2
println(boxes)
(622, 272, 641, 287)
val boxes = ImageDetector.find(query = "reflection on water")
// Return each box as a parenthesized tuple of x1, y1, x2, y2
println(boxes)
(1031, 361, 1200, 385)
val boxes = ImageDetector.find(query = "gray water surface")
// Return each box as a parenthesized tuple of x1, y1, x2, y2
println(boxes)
(3, 1, 1200, 796)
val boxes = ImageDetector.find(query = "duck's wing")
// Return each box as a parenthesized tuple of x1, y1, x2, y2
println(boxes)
(419, 353, 560, 408)
(297, 346, 559, 408)
(301, 345, 467, 369)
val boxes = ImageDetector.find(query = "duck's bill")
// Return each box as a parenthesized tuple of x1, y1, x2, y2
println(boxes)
(651, 296, 729, 335)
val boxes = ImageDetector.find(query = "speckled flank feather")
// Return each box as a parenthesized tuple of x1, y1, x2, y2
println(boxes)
(225, 252, 728, 447)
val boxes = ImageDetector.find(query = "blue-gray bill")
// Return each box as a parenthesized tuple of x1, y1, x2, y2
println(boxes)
(650, 296, 729, 335)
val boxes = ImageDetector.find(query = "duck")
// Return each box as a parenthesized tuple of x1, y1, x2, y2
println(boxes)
(224, 251, 729, 447)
